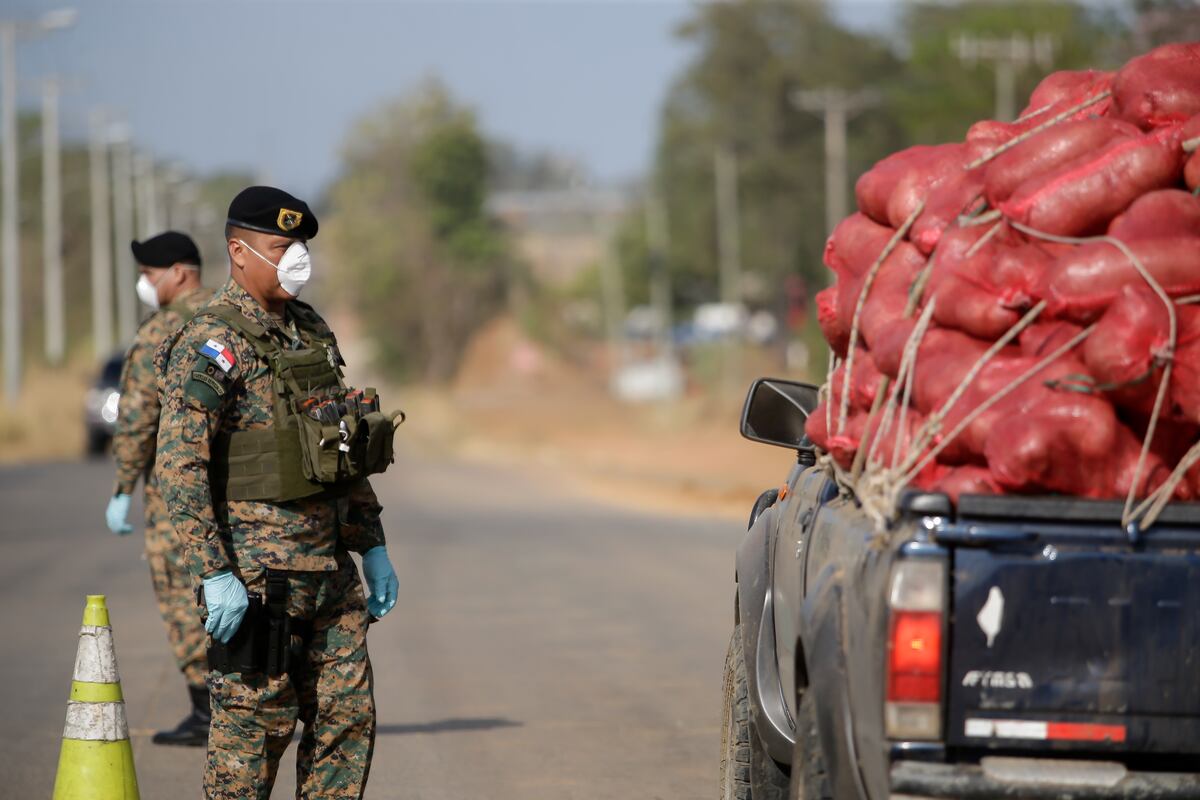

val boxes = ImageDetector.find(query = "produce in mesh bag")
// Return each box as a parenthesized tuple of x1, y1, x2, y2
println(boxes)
(1041, 235, 1200, 321)
(812, 43, 1200, 507)
(815, 286, 848, 356)
(999, 124, 1185, 237)
(1107, 189, 1200, 241)
(854, 144, 965, 227)
(1083, 285, 1200, 423)
(985, 413, 1168, 499)
(926, 224, 1054, 339)
(1019, 69, 1113, 119)
(1111, 42, 1200, 129)
(1020, 321, 1085, 358)
(910, 169, 985, 255)
(922, 465, 1000, 502)
(983, 117, 1138, 207)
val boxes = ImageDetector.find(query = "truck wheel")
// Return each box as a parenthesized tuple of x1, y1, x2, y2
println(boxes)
(721, 623, 789, 800)
(788, 690, 832, 800)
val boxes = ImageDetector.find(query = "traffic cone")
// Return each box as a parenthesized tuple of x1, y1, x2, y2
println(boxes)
(51, 595, 140, 799)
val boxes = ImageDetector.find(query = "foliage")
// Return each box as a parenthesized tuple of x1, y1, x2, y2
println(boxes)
(324, 79, 513, 381)
(626, 0, 1136, 325)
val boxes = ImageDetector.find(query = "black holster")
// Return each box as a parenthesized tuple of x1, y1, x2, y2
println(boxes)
(207, 571, 310, 678)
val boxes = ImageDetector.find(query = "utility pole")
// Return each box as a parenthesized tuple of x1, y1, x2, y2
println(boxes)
(954, 33, 1056, 122)
(89, 110, 114, 358)
(713, 146, 743, 308)
(596, 211, 626, 381)
(644, 190, 673, 362)
(1, 22, 18, 403)
(41, 77, 64, 364)
(135, 151, 159, 237)
(792, 88, 882, 235)
(0, 9, 75, 402)
(110, 125, 136, 342)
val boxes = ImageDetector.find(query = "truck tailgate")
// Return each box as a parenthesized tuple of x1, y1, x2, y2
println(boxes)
(947, 523, 1200, 755)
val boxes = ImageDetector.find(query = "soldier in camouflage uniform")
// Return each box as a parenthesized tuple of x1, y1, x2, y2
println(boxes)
(156, 186, 399, 799)
(106, 231, 214, 746)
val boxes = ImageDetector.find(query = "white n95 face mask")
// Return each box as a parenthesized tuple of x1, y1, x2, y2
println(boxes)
(239, 239, 312, 298)
(136, 273, 161, 310)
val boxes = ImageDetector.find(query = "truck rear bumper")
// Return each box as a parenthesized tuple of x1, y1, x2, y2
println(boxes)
(891, 757, 1200, 799)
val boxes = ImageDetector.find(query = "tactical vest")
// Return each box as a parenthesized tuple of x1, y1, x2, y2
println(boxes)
(191, 304, 403, 503)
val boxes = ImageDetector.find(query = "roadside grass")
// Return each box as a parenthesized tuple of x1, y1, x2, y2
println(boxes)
(0, 353, 93, 463)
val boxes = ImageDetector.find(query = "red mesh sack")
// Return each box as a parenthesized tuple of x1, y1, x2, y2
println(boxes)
(1083, 285, 1200, 422)
(854, 144, 965, 227)
(982, 392, 1129, 497)
(1112, 42, 1200, 129)
(1000, 125, 1185, 237)
(856, 246, 926, 360)
(983, 117, 1138, 207)
(886, 144, 973, 230)
(823, 213, 896, 277)
(927, 226, 1054, 339)
(910, 170, 986, 254)
(1107, 189, 1200, 241)
(1020, 69, 1113, 119)
(920, 465, 1001, 502)
(805, 399, 929, 472)
(1041, 235, 1200, 321)
(826, 347, 885, 415)
(816, 286, 848, 357)
(1021, 321, 1086, 358)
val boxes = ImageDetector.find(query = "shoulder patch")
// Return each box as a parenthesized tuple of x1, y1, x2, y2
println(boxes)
(184, 353, 234, 411)
(199, 339, 236, 373)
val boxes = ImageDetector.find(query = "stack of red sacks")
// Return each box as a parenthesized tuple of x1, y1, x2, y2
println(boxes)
(807, 42, 1200, 503)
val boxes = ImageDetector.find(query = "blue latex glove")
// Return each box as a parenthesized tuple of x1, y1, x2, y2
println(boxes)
(202, 571, 249, 644)
(105, 494, 133, 535)
(361, 546, 399, 618)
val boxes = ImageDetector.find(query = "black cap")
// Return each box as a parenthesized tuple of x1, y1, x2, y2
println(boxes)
(226, 185, 318, 240)
(130, 231, 202, 268)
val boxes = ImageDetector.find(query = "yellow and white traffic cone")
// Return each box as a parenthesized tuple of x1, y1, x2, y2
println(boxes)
(51, 595, 140, 800)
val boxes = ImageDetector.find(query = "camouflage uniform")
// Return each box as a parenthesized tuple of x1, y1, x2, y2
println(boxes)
(156, 278, 384, 800)
(112, 285, 213, 689)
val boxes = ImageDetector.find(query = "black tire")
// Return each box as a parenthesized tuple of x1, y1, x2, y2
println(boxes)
(721, 623, 789, 800)
(787, 689, 832, 800)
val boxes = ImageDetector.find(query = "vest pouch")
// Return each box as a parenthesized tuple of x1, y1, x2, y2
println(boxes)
(296, 412, 344, 484)
(348, 410, 401, 476)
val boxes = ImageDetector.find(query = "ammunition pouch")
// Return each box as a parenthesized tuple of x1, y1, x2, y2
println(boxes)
(207, 571, 311, 678)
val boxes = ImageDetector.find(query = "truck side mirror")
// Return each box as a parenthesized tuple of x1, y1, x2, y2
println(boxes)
(740, 377, 820, 452)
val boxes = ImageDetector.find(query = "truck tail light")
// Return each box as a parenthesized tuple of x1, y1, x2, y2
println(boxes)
(885, 559, 945, 741)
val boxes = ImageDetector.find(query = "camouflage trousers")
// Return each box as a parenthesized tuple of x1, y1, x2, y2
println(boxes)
(145, 492, 207, 688)
(205, 560, 376, 800)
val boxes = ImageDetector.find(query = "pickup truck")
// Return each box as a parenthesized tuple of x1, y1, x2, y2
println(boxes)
(720, 377, 1200, 800)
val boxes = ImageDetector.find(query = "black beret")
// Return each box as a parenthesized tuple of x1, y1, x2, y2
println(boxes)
(130, 231, 202, 268)
(226, 185, 318, 240)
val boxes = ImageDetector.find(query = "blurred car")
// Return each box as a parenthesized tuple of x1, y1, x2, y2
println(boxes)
(84, 351, 124, 456)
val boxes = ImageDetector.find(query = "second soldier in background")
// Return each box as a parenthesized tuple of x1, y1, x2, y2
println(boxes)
(105, 231, 214, 745)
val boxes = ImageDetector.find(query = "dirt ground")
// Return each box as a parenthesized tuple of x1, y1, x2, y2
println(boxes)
(392, 317, 798, 522)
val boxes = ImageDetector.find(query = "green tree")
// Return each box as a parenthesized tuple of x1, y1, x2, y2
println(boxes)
(324, 79, 512, 381)
(636, 0, 902, 312)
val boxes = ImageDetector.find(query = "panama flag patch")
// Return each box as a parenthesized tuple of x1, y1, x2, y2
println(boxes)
(200, 339, 236, 373)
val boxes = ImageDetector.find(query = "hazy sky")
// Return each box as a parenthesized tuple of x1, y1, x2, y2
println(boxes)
(8, 1, 902, 198)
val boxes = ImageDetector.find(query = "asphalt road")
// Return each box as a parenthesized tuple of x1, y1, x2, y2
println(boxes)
(0, 452, 745, 799)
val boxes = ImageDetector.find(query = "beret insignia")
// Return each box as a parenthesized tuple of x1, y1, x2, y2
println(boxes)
(277, 209, 303, 232)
